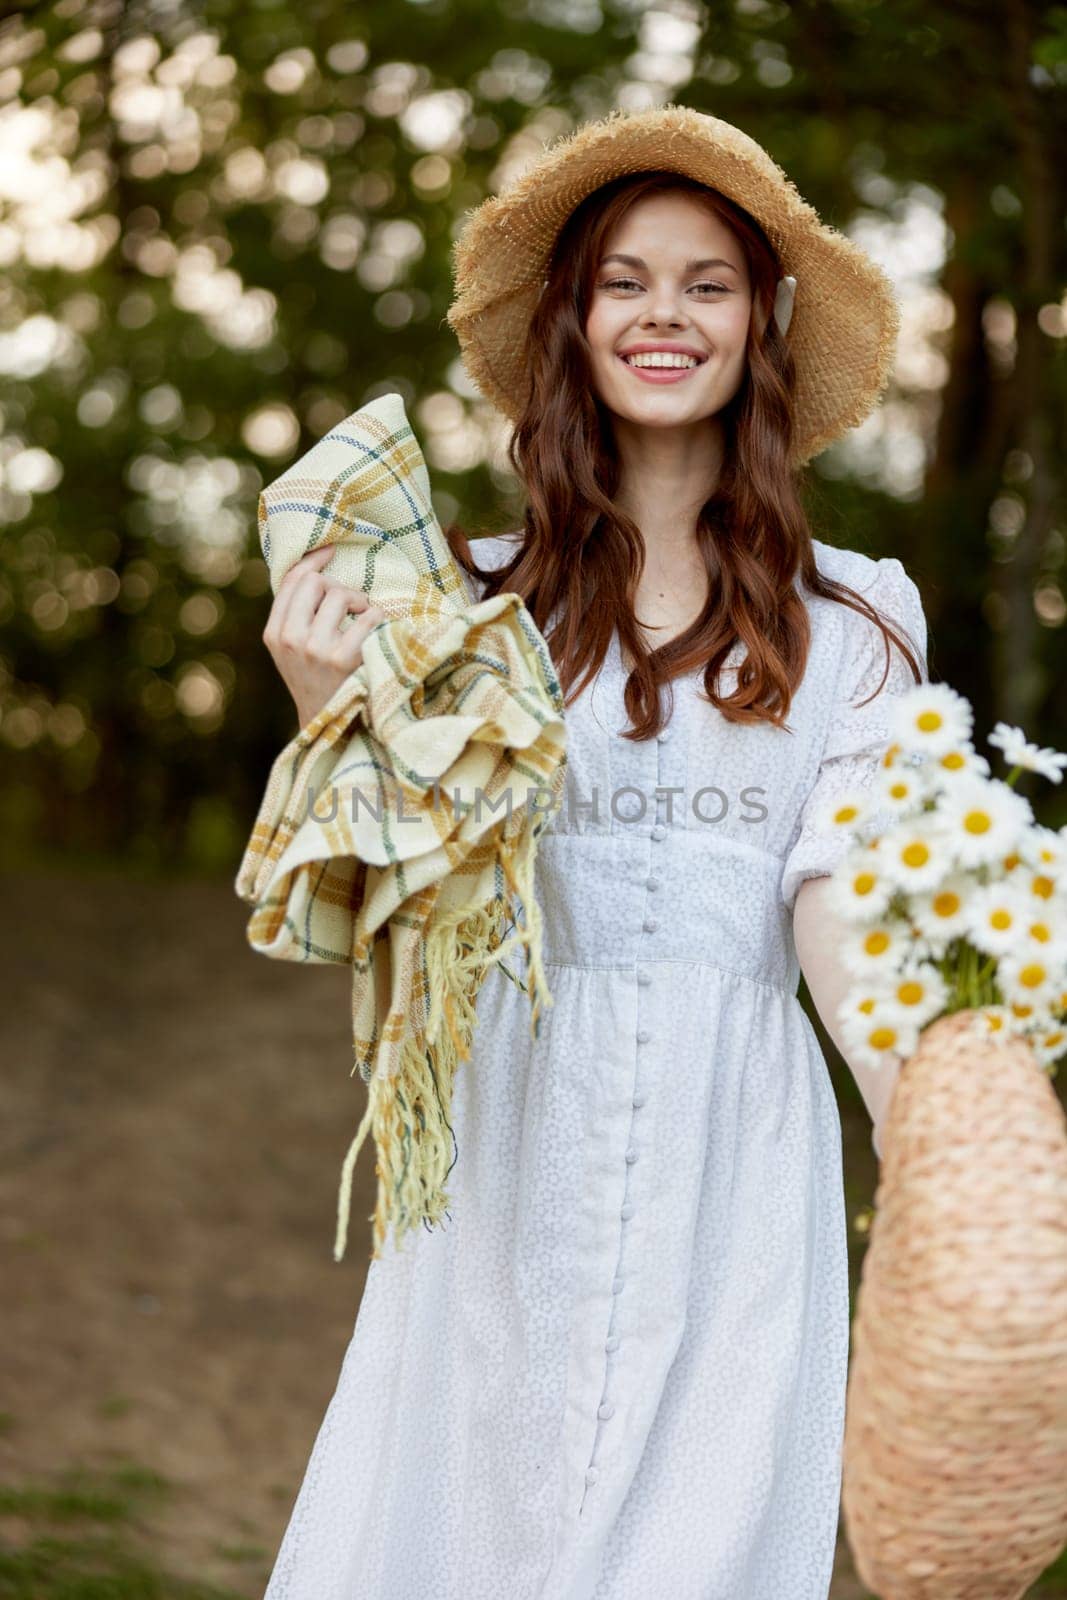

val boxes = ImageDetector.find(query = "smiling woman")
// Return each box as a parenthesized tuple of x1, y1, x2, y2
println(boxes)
(261, 104, 927, 1600)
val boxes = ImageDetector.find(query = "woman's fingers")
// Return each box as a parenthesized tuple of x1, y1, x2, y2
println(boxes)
(270, 558, 376, 656)
(332, 606, 387, 669)
(260, 542, 390, 722)
(265, 544, 338, 641)
(307, 584, 383, 659)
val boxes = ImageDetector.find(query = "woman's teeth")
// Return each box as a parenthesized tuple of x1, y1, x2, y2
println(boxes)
(622, 353, 702, 369)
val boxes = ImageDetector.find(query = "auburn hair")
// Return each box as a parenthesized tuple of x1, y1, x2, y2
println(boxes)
(445, 170, 923, 741)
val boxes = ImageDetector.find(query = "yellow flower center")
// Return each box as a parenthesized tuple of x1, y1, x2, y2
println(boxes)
(916, 710, 943, 733)
(859, 998, 875, 1015)
(1033, 874, 1054, 900)
(898, 980, 924, 1006)
(902, 840, 930, 868)
(889, 783, 909, 799)
(1028, 922, 1051, 943)
(990, 908, 1012, 930)
(868, 1026, 899, 1051)
(1011, 1001, 1034, 1019)
(933, 890, 960, 917)
(834, 804, 860, 824)
(941, 750, 966, 770)
(1018, 963, 1047, 990)
(853, 872, 877, 896)
(864, 931, 891, 956)
(964, 809, 991, 835)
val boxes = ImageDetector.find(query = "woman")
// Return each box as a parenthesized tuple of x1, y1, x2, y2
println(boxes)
(261, 107, 927, 1600)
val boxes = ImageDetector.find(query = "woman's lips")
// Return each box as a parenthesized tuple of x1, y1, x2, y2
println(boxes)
(616, 354, 707, 384)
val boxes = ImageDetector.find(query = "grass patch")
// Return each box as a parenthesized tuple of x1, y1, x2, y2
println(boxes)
(0, 1460, 251, 1600)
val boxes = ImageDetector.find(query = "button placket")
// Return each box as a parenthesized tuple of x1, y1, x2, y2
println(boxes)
(585, 710, 673, 1508)
(582, 700, 681, 1520)
(584, 960, 655, 1501)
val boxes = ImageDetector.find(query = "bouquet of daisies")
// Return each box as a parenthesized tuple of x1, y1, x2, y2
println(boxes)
(820, 683, 1067, 1077)
(836, 686, 1067, 1599)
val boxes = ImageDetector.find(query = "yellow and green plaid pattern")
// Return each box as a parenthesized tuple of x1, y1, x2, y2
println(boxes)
(234, 392, 567, 1263)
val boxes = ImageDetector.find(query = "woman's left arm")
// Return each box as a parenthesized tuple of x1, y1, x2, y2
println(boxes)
(793, 874, 902, 1159)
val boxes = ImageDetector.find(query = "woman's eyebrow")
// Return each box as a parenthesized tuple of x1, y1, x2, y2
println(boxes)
(600, 253, 739, 273)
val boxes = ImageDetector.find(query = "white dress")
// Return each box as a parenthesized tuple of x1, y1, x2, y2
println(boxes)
(263, 535, 928, 1600)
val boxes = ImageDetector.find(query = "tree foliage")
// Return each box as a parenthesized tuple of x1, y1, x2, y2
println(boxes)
(0, 0, 1063, 872)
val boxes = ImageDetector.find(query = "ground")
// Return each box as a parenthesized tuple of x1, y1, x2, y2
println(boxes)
(0, 866, 1063, 1598)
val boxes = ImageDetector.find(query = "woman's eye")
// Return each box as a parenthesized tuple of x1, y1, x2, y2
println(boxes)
(602, 277, 728, 295)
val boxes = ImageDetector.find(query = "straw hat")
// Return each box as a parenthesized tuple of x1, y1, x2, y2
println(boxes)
(446, 103, 901, 467)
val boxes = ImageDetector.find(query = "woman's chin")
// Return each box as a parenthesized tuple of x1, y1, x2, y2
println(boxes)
(599, 387, 725, 428)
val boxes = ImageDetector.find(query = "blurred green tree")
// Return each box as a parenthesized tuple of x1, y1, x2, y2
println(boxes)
(0, 0, 1063, 873)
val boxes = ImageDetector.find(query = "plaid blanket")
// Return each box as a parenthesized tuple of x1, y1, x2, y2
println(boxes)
(234, 392, 567, 1263)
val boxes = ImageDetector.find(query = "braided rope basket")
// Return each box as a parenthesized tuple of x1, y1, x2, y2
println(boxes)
(842, 1009, 1067, 1598)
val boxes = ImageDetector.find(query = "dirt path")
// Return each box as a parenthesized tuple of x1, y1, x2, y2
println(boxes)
(0, 865, 894, 1596)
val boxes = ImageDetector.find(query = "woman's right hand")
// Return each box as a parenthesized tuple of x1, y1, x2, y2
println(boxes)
(262, 544, 386, 730)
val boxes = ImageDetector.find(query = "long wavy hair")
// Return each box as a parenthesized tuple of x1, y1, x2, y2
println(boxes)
(445, 170, 923, 741)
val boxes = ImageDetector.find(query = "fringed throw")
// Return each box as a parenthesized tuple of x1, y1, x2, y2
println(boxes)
(234, 392, 567, 1263)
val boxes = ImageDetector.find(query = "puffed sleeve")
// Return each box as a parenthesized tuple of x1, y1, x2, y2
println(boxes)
(780, 556, 929, 914)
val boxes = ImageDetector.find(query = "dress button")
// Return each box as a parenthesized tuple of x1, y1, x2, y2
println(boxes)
(585, 1466, 599, 1486)
(632, 1092, 647, 1110)
(612, 1275, 624, 1294)
(646, 877, 660, 891)
(636, 1028, 650, 1044)
(605, 1334, 621, 1352)
(597, 1402, 615, 1421)
(651, 823, 667, 841)
(643, 917, 657, 933)
(625, 1147, 638, 1164)
(620, 1202, 635, 1221)
(636, 968, 651, 986)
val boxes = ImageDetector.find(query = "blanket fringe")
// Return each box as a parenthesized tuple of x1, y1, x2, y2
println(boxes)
(332, 815, 556, 1264)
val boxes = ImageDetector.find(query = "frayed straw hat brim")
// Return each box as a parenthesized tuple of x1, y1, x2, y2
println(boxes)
(446, 104, 901, 468)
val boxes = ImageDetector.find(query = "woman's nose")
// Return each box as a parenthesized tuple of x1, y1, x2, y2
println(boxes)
(641, 294, 688, 327)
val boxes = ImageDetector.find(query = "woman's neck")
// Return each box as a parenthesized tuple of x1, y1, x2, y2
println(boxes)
(611, 413, 725, 555)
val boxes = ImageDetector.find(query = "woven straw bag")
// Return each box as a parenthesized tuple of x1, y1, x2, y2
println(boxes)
(841, 1009, 1067, 1596)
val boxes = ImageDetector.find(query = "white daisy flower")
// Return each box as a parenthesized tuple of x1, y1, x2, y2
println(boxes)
(826, 843, 897, 923)
(810, 785, 875, 842)
(888, 683, 974, 759)
(936, 775, 1033, 870)
(872, 764, 928, 820)
(1019, 865, 1067, 918)
(839, 919, 925, 978)
(930, 746, 991, 785)
(909, 871, 975, 952)
(1028, 1020, 1067, 1070)
(1006, 996, 1041, 1028)
(998, 941, 1067, 1010)
(1017, 824, 1067, 893)
(839, 993, 922, 1072)
(988, 722, 1067, 784)
(996, 844, 1033, 884)
(1017, 903, 1066, 951)
(874, 958, 950, 1028)
(964, 1005, 1017, 1047)
(876, 815, 957, 896)
(962, 881, 1035, 957)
